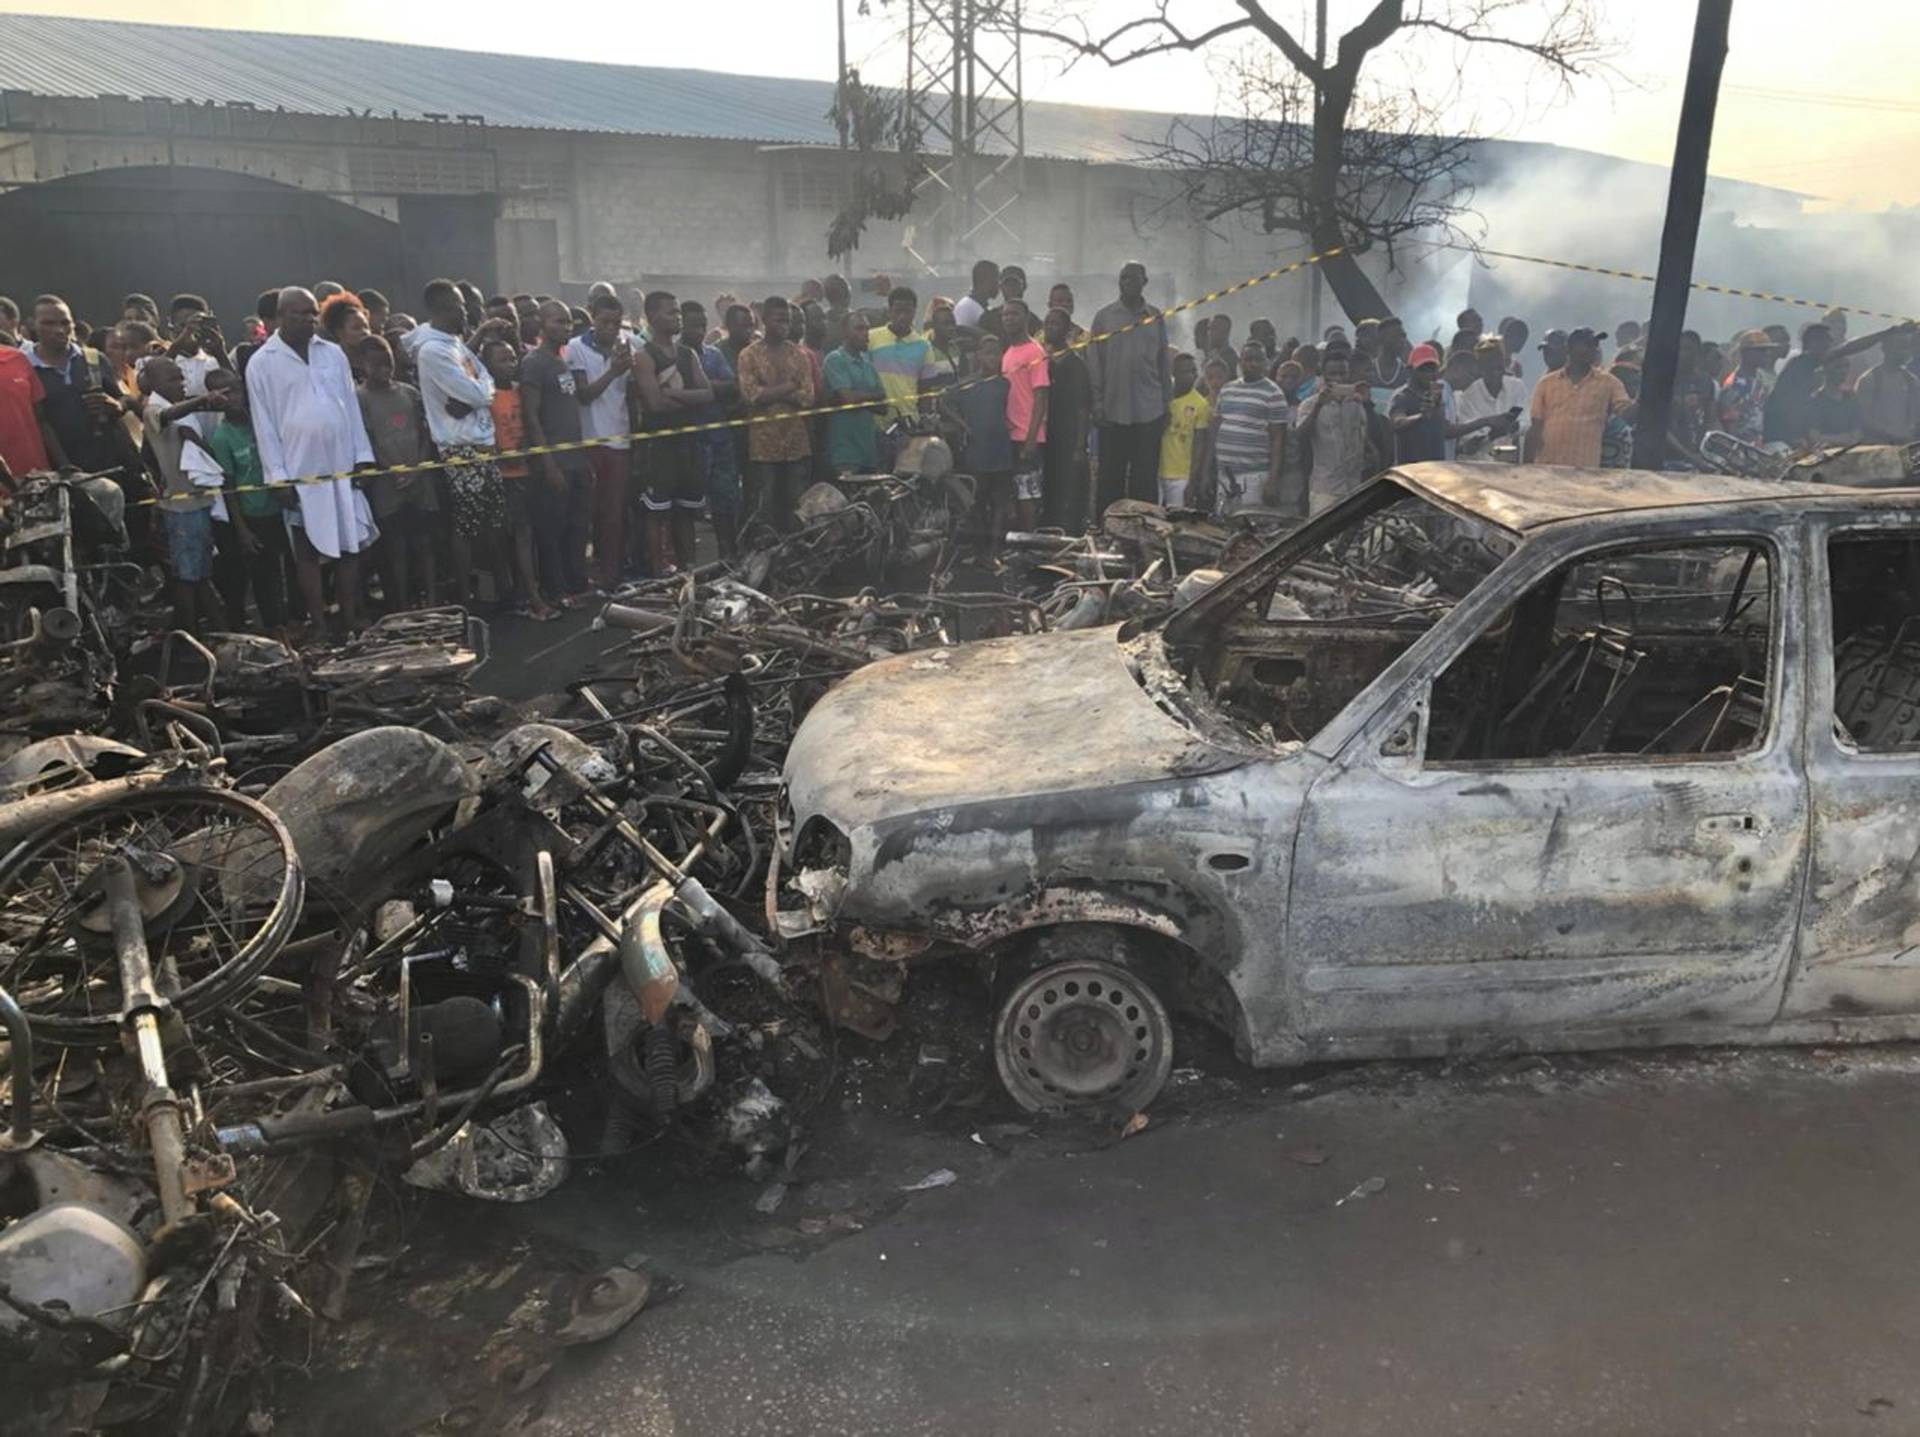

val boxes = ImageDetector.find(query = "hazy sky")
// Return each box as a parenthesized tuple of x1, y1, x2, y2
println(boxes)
(7, 0, 1917, 208)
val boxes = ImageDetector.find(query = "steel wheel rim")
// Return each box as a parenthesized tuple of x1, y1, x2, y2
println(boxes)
(995, 958, 1173, 1113)
(0, 787, 303, 1044)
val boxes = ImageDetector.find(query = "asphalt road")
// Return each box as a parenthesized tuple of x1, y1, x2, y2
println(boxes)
(518, 1046, 1920, 1437)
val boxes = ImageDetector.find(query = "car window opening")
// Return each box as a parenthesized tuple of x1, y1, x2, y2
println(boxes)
(1171, 488, 1511, 745)
(1427, 539, 1776, 765)
(1830, 531, 1920, 751)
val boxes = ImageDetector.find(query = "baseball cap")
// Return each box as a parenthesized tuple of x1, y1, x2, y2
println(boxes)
(1539, 327, 1568, 349)
(1567, 326, 1609, 347)
(1408, 342, 1442, 368)
(1734, 327, 1773, 350)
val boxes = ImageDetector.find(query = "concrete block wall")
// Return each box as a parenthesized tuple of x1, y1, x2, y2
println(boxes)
(0, 91, 1407, 337)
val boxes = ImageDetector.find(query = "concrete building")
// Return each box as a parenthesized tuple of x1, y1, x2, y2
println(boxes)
(0, 13, 1832, 344)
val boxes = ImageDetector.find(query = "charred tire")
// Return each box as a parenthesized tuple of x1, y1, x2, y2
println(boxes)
(994, 957, 1173, 1114)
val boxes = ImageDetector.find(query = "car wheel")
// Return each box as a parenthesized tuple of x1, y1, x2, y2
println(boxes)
(993, 956, 1174, 1114)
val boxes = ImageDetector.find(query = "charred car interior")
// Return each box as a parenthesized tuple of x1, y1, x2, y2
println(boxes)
(1171, 489, 1514, 745)
(1830, 529, 1920, 750)
(1163, 483, 1780, 764)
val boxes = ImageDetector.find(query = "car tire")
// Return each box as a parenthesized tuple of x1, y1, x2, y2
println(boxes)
(993, 954, 1174, 1114)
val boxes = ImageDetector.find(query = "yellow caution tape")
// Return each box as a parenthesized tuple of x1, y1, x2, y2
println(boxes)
(1461, 246, 1920, 325)
(129, 241, 1913, 507)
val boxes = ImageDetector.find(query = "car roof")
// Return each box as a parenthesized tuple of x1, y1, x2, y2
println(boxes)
(1390, 462, 1894, 534)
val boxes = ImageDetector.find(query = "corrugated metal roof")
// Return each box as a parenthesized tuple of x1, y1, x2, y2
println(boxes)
(0, 12, 1194, 163)
(0, 12, 1811, 198)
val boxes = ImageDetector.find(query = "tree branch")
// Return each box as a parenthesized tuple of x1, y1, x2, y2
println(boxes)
(1402, 19, 1586, 79)
(1018, 6, 1254, 69)
(1233, 0, 1322, 81)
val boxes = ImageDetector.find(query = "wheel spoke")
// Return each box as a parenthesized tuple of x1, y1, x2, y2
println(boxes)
(0, 788, 299, 1040)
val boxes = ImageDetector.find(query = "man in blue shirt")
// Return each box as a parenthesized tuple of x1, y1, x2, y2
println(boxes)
(823, 312, 885, 475)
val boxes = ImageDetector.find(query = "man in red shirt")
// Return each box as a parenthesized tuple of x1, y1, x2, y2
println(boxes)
(0, 341, 63, 488)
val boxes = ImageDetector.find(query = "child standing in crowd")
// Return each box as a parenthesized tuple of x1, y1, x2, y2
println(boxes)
(105, 320, 153, 455)
(355, 334, 439, 613)
(139, 356, 228, 634)
(1000, 300, 1050, 533)
(203, 366, 290, 637)
(483, 337, 554, 620)
(1158, 352, 1210, 509)
(955, 332, 1013, 559)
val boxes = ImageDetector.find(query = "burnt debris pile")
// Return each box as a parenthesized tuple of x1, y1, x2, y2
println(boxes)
(0, 458, 1268, 1433)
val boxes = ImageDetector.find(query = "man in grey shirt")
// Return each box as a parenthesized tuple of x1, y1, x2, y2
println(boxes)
(1088, 261, 1172, 511)
(1294, 344, 1377, 515)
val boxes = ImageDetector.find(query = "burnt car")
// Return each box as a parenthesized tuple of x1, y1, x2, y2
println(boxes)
(783, 463, 1920, 1111)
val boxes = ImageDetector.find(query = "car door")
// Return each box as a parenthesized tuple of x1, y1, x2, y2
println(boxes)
(1283, 518, 1810, 1057)
(1782, 509, 1920, 1019)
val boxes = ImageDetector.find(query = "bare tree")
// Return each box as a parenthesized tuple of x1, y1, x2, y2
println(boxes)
(1024, 0, 1614, 320)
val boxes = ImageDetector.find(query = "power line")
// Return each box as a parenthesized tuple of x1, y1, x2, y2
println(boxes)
(1725, 83, 1920, 117)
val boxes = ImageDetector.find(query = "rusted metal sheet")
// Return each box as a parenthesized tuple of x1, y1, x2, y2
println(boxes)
(1389, 461, 1876, 534)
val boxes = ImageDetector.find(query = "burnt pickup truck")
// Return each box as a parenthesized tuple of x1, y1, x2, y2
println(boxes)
(782, 464, 1920, 1112)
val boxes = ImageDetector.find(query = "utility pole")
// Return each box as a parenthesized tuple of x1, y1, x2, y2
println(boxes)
(1307, 0, 1326, 343)
(1633, 0, 1734, 471)
(904, 0, 1026, 273)
(835, 0, 852, 278)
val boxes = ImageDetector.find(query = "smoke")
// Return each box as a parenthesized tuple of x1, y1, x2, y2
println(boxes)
(1403, 143, 1920, 345)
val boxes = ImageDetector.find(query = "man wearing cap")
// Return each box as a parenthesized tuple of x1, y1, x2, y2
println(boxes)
(1453, 336, 1530, 458)
(1537, 328, 1569, 376)
(1390, 342, 1506, 464)
(1525, 327, 1631, 468)
(1717, 329, 1778, 445)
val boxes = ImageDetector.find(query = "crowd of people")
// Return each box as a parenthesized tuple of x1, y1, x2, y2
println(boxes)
(0, 259, 1913, 644)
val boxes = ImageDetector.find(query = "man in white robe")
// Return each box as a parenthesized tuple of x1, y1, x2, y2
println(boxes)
(246, 286, 379, 635)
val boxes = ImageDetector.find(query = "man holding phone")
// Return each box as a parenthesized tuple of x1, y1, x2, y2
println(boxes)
(166, 294, 228, 435)
(1452, 336, 1529, 459)
(1294, 344, 1378, 514)
(27, 294, 133, 477)
(1390, 342, 1504, 464)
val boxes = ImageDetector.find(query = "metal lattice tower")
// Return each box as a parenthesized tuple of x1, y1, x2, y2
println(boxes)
(903, 0, 1025, 273)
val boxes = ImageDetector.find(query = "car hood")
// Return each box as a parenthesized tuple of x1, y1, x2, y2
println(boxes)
(784, 624, 1248, 831)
